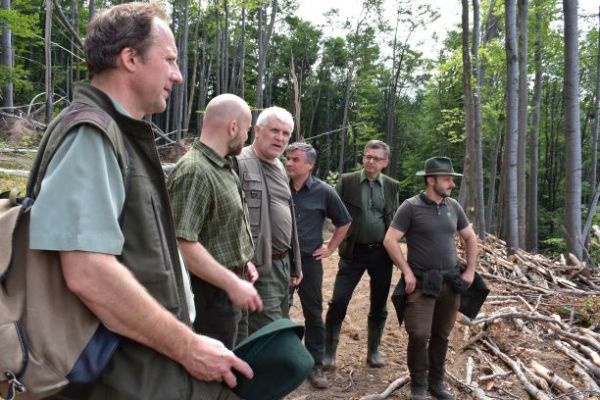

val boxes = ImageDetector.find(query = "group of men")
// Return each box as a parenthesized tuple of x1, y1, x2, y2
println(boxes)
(26, 2, 479, 400)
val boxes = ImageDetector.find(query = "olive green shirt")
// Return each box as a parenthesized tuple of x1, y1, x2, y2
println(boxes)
(355, 170, 386, 244)
(168, 139, 254, 268)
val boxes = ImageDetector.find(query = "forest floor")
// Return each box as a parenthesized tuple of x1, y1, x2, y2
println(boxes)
(287, 238, 600, 400)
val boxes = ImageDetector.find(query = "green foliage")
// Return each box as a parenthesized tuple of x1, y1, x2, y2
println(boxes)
(0, 8, 40, 38)
(0, 172, 27, 194)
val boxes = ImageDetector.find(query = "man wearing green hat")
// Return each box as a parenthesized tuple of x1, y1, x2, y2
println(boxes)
(383, 156, 478, 400)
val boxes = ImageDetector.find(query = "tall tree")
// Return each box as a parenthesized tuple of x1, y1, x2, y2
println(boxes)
(1, 0, 13, 112)
(517, 0, 528, 247)
(563, 0, 583, 260)
(44, 0, 52, 125)
(253, 0, 277, 126)
(471, 0, 485, 238)
(504, 0, 519, 252)
(591, 6, 600, 199)
(526, 2, 543, 252)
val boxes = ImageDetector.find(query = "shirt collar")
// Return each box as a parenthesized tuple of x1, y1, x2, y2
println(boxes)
(360, 169, 383, 185)
(291, 175, 316, 192)
(193, 139, 230, 169)
(419, 191, 447, 206)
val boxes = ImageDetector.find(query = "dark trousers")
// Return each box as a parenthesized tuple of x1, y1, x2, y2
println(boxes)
(298, 254, 324, 367)
(325, 245, 393, 331)
(404, 281, 460, 384)
(192, 277, 241, 349)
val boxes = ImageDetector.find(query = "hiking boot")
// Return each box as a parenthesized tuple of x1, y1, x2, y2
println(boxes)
(366, 322, 386, 368)
(410, 384, 428, 400)
(323, 324, 340, 371)
(308, 367, 329, 389)
(429, 381, 453, 400)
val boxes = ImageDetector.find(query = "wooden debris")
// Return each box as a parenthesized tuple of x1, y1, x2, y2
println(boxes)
(358, 376, 410, 400)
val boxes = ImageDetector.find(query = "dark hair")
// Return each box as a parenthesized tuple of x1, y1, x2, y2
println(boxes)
(84, 2, 168, 78)
(286, 142, 317, 164)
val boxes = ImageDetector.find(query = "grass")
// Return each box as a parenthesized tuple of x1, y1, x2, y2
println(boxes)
(0, 172, 27, 194)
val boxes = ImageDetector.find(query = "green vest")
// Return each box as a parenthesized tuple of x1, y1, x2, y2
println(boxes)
(28, 84, 190, 323)
(336, 170, 400, 260)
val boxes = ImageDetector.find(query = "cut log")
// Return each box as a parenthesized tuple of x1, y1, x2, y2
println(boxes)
(530, 360, 584, 400)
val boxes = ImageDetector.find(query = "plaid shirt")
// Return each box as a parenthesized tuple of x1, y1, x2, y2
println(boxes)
(168, 139, 254, 268)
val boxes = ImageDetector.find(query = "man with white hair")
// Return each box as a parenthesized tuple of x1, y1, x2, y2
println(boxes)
(235, 107, 302, 342)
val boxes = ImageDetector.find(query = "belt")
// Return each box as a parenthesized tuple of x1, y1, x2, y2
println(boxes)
(272, 249, 289, 260)
(354, 242, 383, 250)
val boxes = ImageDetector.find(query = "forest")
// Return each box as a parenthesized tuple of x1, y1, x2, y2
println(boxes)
(0, 0, 599, 266)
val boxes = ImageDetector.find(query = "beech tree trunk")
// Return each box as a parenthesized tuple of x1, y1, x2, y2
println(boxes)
(503, 0, 519, 252)
(1, 0, 13, 112)
(517, 0, 528, 248)
(563, 0, 583, 260)
(527, 2, 543, 252)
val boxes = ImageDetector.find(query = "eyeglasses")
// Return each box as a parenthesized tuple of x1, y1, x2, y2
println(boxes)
(364, 155, 386, 162)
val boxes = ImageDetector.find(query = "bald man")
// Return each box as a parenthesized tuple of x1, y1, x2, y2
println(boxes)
(168, 94, 262, 349)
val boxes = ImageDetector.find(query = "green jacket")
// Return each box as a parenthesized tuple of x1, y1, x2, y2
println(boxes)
(336, 170, 400, 260)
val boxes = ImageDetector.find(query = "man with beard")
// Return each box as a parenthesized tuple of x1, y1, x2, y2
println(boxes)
(383, 156, 478, 400)
(168, 94, 263, 349)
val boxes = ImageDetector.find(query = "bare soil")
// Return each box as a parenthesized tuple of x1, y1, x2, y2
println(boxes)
(286, 250, 594, 400)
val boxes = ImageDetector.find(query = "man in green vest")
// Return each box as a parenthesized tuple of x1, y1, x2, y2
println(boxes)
(29, 3, 251, 399)
(324, 140, 400, 370)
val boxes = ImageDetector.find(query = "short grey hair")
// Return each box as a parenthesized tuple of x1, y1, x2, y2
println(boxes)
(364, 140, 390, 159)
(286, 142, 317, 165)
(256, 106, 294, 131)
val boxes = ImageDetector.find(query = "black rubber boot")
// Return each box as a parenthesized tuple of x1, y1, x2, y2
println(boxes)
(410, 374, 428, 400)
(366, 322, 386, 368)
(428, 381, 453, 399)
(323, 324, 340, 371)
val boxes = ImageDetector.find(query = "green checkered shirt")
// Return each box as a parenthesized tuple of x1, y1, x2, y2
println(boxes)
(168, 139, 254, 268)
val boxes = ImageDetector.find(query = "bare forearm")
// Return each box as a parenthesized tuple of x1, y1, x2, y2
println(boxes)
(178, 240, 238, 292)
(60, 252, 192, 363)
(383, 237, 411, 275)
(327, 223, 350, 252)
(465, 235, 478, 273)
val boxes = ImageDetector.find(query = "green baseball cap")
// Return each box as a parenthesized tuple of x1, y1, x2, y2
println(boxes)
(233, 319, 314, 400)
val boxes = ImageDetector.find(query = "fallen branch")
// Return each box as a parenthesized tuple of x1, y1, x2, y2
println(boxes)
(446, 370, 492, 400)
(482, 339, 551, 400)
(358, 376, 410, 400)
(530, 360, 584, 400)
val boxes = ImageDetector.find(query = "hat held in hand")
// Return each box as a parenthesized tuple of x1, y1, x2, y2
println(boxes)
(416, 156, 463, 177)
(233, 319, 314, 400)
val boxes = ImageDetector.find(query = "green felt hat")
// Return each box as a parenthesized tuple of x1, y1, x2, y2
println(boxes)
(416, 156, 463, 177)
(233, 319, 314, 400)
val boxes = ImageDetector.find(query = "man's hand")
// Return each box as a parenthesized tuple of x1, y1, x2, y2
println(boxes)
(182, 335, 253, 388)
(461, 269, 475, 287)
(226, 279, 263, 311)
(245, 261, 259, 284)
(403, 269, 417, 295)
(290, 275, 303, 287)
(312, 244, 333, 260)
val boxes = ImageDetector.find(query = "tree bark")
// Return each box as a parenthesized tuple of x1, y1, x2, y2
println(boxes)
(503, 0, 519, 252)
(591, 6, 600, 200)
(1, 0, 13, 112)
(563, 0, 583, 260)
(517, 0, 528, 248)
(527, 2, 543, 252)
(44, 0, 53, 125)
(253, 0, 277, 128)
(471, 0, 485, 238)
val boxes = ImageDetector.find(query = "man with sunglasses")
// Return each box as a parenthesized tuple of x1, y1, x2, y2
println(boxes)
(324, 140, 400, 370)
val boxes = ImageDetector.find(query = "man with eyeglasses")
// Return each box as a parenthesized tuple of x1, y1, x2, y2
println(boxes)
(324, 140, 400, 370)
